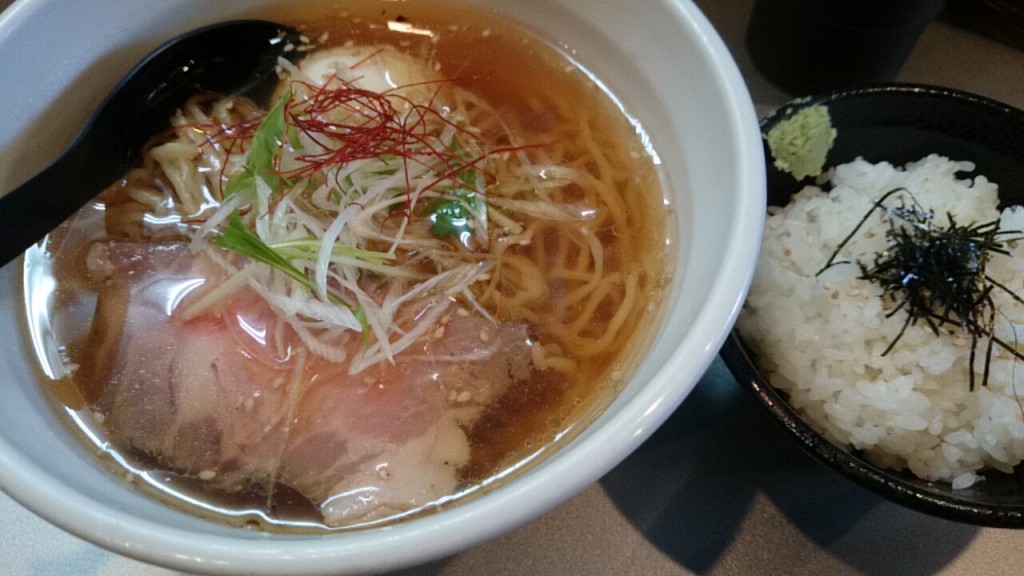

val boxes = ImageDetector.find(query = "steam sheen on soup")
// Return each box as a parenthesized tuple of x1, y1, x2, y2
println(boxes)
(25, 3, 672, 531)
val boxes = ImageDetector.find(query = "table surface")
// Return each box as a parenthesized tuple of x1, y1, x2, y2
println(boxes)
(2, 1, 1023, 575)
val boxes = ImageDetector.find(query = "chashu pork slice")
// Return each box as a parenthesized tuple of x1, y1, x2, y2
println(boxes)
(81, 240, 533, 526)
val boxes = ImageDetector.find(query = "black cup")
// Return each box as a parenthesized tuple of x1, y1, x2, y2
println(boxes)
(746, 0, 947, 94)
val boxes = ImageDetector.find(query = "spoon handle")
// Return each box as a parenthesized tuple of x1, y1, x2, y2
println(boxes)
(0, 137, 118, 266)
(0, 19, 300, 268)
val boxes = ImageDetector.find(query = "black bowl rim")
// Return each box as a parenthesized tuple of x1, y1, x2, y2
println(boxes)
(758, 82, 1024, 131)
(722, 82, 1024, 528)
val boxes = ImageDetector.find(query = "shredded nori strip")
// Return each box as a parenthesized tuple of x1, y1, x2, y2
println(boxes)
(819, 187, 1024, 390)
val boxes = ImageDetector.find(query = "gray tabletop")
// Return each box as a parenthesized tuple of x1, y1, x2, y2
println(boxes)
(2, 1, 1023, 575)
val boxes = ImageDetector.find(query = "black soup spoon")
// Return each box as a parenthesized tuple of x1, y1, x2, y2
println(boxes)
(0, 19, 302, 267)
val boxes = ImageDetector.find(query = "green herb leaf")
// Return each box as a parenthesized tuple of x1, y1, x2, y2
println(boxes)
(225, 90, 292, 196)
(214, 212, 352, 310)
(456, 166, 478, 188)
(449, 137, 480, 189)
(355, 304, 371, 349)
(429, 190, 476, 238)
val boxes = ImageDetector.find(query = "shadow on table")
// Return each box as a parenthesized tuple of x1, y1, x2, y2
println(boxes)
(598, 358, 979, 575)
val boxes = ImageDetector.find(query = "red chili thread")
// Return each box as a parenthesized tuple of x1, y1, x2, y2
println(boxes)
(178, 71, 543, 218)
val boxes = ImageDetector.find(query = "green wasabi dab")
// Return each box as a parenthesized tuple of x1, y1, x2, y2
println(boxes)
(765, 104, 836, 180)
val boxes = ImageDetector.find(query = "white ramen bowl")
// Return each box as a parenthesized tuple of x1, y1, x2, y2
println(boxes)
(0, 0, 764, 574)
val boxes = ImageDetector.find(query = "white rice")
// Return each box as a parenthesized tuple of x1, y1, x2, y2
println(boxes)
(738, 154, 1024, 489)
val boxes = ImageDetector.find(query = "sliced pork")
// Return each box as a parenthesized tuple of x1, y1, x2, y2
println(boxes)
(79, 241, 533, 526)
